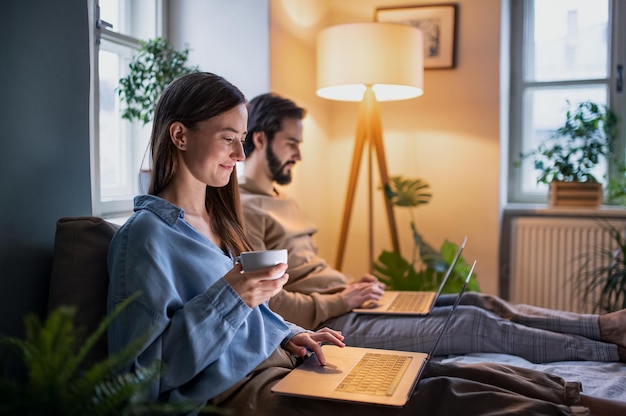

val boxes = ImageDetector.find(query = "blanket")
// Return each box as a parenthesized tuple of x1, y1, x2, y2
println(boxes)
(441, 353, 626, 401)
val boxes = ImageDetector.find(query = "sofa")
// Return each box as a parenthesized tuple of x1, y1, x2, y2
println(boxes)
(47, 216, 120, 364)
(45, 216, 626, 401)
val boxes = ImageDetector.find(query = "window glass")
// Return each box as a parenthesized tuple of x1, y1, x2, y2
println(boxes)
(99, 41, 132, 200)
(93, 0, 159, 216)
(508, 0, 623, 204)
(100, 0, 158, 40)
(99, 0, 120, 31)
(528, 0, 609, 82)
(519, 86, 608, 195)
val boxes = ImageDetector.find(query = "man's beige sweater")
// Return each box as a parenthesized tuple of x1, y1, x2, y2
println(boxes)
(239, 178, 351, 329)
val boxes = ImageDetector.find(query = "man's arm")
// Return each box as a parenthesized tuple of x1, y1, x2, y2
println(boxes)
(242, 205, 267, 251)
(269, 288, 351, 329)
(241, 193, 355, 329)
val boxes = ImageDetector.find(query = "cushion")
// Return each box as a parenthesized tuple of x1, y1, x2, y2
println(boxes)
(48, 216, 120, 363)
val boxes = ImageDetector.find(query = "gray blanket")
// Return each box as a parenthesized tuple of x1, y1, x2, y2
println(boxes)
(441, 353, 626, 401)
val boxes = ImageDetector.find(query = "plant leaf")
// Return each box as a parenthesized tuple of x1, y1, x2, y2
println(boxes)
(575, 219, 626, 313)
(0, 292, 223, 415)
(117, 37, 200, 125)
(383, 176, 432, 208)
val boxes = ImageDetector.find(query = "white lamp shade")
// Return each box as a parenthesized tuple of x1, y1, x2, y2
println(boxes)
(316, 22, 424, 102)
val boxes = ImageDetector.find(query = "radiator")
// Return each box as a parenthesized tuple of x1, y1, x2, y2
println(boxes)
(505, 215, 626, 313)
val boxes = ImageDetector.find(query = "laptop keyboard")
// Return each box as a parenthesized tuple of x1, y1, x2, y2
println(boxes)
(335, 352, 412, 396)
(388, 292, 432, 312)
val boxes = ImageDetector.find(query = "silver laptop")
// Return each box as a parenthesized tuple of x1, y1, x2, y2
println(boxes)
(271, 260, 476, 407)
(352, 236, 467, 315)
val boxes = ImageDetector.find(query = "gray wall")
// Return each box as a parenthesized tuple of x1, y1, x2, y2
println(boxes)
(0, 0, 92, 338)
(168, 0, 270, 100)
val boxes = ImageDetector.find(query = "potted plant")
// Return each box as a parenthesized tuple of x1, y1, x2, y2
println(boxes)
(575, 220, 626, 313)
(519, 100, 618, 207)
(0, 294, 221, 415)
(373, 176, 480, 293)
(117, 37, 199, 125)
(117, 37, 199, 192)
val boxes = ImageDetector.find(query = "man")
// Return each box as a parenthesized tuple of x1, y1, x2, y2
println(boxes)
(239, 92, 626, 363)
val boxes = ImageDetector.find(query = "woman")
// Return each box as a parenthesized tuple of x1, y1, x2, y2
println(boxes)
(107, 72, 622, 415)
(107, 71, 342, 405)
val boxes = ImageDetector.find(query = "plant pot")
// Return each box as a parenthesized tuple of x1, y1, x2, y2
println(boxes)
(549, 181, 602, 207)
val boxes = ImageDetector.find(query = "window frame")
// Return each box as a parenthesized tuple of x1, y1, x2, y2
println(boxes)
(507, 0, 626, 205)
(89, 0, 165, 218)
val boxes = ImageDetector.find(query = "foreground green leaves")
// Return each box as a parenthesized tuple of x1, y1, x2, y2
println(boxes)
(0, 293, 224, 415)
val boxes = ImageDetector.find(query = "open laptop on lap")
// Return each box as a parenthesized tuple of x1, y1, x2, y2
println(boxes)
(352, 236, 467, 315)
(271, 260, 477, 407)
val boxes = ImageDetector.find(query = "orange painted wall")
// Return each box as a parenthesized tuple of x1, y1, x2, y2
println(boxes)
(269, 0, 501, 295)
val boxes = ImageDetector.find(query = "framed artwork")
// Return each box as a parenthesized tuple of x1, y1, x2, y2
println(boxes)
(376, 4, 458, 69)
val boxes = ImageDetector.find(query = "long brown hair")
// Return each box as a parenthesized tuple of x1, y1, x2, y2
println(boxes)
(148, 72, 251, 255)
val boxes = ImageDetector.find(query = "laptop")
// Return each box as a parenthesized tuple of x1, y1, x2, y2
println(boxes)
(352, 236, 467, 315)
(271, 260, 476, 407)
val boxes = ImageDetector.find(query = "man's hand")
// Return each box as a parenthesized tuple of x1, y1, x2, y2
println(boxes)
(340, 274, 385, 309)
(283, 327, 345, 366)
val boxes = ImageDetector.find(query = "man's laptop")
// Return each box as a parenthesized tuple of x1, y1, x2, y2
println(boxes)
(271, 260, 476, 407)
(352, 236, 467, 315)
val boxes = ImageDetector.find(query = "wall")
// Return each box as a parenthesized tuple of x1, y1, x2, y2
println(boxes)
(0, 0, 271, 339)
(270, 0, 501, 294)
(168, 0, 270, 100)
(0, 0, 92, 337)
(0, 0, 502, 340)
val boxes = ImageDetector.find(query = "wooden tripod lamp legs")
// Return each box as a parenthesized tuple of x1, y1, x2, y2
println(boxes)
(335, 88, 400, 271)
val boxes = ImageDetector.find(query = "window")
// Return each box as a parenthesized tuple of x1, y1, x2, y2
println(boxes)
(508, 0, 626, 204)
(90, 0, 163, 217)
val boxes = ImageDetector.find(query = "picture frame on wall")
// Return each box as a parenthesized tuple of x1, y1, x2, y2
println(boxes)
(376, 4, 458, 69)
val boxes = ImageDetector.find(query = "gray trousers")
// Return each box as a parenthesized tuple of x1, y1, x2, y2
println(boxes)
(322, 292, 618, 363)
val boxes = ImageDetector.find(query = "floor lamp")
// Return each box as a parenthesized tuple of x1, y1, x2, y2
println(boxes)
(316, 22, 424, 271)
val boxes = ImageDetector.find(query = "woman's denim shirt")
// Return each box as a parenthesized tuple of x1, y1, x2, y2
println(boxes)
(107, 194, 303, 404)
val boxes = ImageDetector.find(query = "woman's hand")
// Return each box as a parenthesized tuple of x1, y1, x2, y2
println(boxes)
(224, 262, 289, 308)
(283, 327, 345, 366)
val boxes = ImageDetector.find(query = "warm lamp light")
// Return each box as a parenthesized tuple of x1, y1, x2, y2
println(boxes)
(316, 22, 424, 271)
(317, 22, 424, 102)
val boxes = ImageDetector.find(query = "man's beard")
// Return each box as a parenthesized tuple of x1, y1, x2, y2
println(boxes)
(266, 146, 293, 185)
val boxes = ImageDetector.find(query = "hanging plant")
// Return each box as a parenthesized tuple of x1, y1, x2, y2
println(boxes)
(117, 37, 200, 125)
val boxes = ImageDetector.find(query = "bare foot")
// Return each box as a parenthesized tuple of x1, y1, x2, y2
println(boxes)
(599, 309, 626, 349)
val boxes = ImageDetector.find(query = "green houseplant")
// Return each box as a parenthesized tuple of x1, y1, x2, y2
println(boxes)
(0, 294, 222, 415)
(518, 100, 618, 206)
(575, 220, 626, 313)
(117, 37, 199, 193)
(117, 37, 199, 125)
(373, 176, 480, 294)
(607, 163, 626, 206)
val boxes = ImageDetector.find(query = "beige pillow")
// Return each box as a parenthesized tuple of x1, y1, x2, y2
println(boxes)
(48, 216, 120, 363)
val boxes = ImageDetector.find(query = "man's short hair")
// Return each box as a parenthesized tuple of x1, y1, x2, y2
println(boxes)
(244, 93, 306, 157)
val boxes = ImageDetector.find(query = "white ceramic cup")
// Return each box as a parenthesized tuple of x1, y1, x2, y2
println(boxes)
(238, 249, 288, 280)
